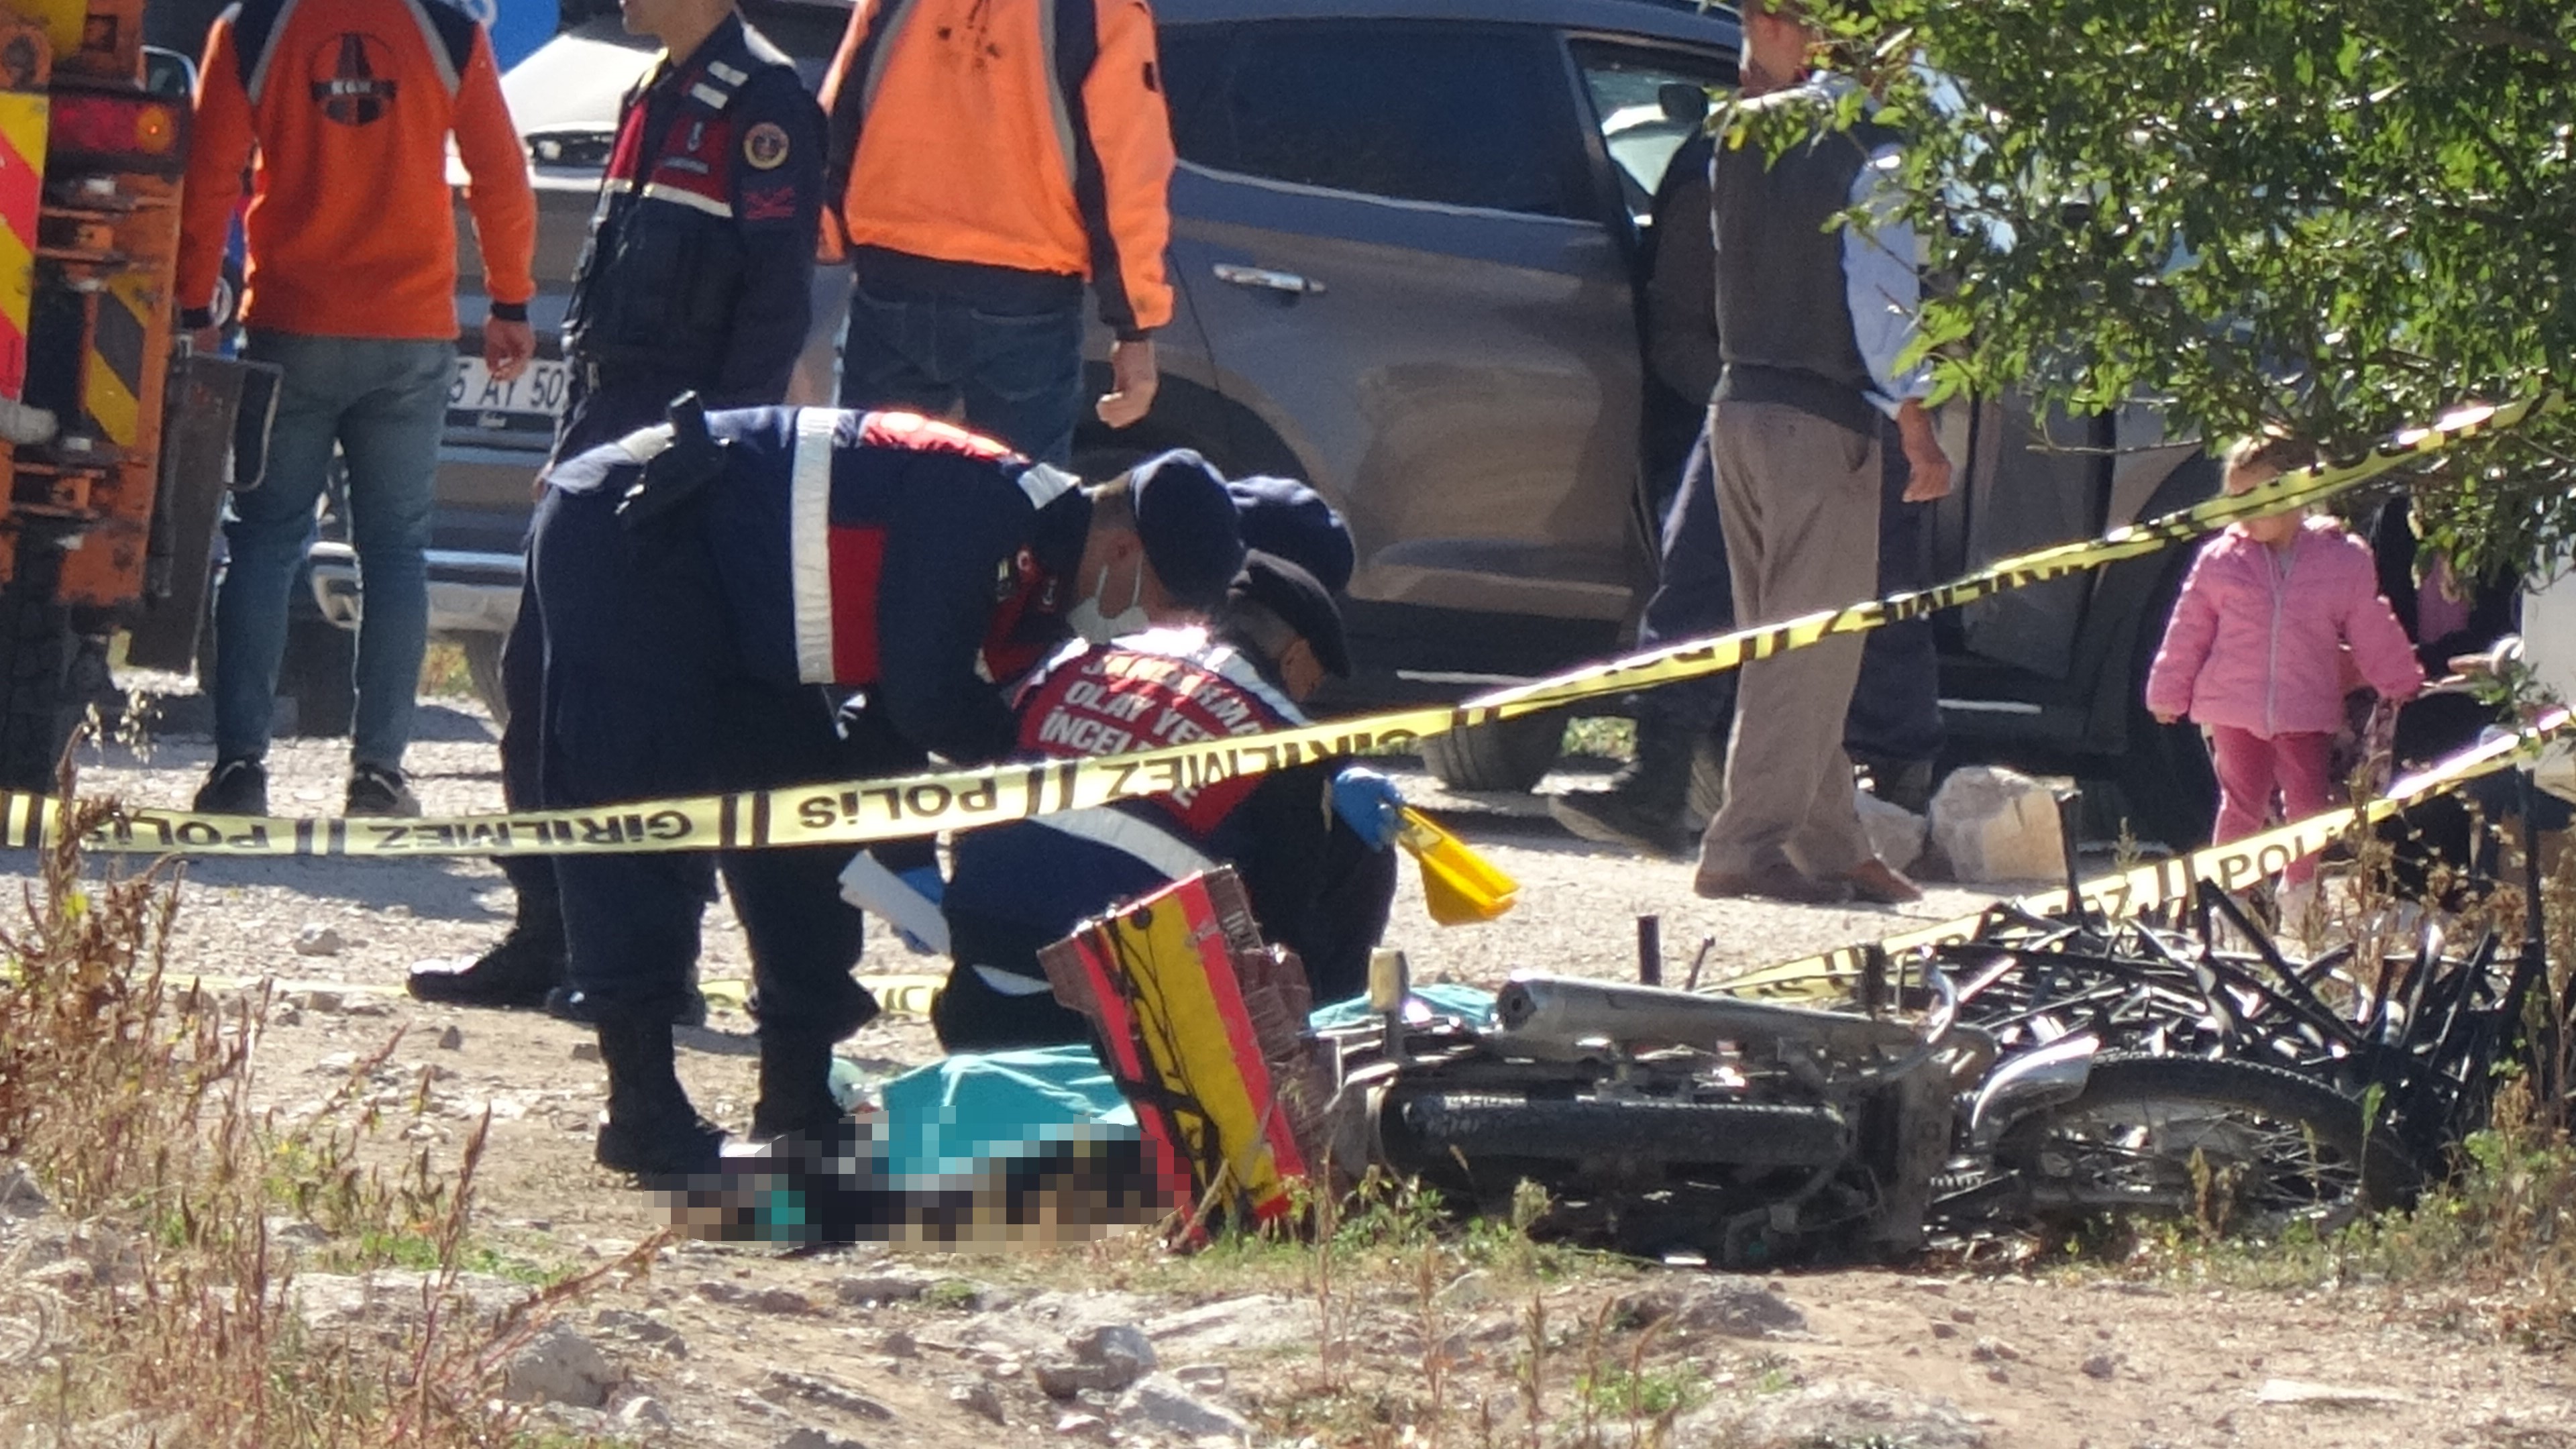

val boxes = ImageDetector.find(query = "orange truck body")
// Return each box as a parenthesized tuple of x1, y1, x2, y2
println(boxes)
(0, 0, 186, 606)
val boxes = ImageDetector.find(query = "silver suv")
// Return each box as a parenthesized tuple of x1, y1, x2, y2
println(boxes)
(368, 0, 2218, 839)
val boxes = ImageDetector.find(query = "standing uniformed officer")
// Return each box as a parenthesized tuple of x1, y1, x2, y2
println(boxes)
(410, 0, 824, 1014)
(539, 405, 1250, 1178)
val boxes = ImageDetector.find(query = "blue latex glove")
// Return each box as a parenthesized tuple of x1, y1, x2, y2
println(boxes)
(1330, 767, 1405, 851)
(894, 865, 945, 955)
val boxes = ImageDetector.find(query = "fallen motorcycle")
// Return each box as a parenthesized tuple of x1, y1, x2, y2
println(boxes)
(1308, 970, 2410, 1265)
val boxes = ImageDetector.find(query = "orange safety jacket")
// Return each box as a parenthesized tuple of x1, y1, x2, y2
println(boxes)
(816, 0, 1173, 338)
(177, 0, 537, 340)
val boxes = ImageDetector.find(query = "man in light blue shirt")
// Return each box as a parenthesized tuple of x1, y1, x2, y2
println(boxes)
(1691, 0, 1951, 906)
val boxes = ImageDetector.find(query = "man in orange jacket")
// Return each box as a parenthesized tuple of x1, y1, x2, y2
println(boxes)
(815, 0, 1173, 470)
(177, 0, 537, 818)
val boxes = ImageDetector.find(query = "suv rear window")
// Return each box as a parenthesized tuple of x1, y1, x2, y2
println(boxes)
(1161, 21, 1594, 221)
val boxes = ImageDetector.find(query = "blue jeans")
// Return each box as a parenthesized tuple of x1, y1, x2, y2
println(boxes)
(837, 264, 1084, 466)
(215, 331, 451, 770)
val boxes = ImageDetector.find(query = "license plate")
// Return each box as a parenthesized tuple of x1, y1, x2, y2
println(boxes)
(448, 356, 571, 431)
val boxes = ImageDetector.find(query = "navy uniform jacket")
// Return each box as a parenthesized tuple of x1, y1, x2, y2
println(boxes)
(561, 13, 822, 413)
(549, 407, 1091, 764)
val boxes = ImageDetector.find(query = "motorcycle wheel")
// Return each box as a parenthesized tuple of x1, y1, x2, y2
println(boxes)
(1994, 1055, 2416, 1238)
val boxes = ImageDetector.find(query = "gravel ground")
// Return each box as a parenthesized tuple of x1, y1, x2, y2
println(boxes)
(5, 676, 2567, 1449)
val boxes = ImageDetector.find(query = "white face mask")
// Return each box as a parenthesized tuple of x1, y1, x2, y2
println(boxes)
(1067, 557, 1148, 643)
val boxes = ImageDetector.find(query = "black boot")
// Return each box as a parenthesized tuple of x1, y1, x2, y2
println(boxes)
(751, 1030, 848, 1146)
(547, 983, 708, 1028)
(408, 870, 567, 1009)
(594, 1016, 724, 1181)
(1548, 712, 1699, 857)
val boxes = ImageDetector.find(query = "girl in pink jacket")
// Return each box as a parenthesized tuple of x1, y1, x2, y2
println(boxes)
(2145, 437, 2424, 894)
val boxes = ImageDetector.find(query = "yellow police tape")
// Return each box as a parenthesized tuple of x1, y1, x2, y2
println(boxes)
(13, 393, 2553, 859)
(153, 971, 950, 1019)
(1715, 704, 2576, 1003)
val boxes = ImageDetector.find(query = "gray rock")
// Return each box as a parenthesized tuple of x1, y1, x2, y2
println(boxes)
(502, 1324, 617, 1409)
(1173, 1364, 1228, 1392)
(699, 1279, 813, 1315)
(950, 1379, 1008, 1426)
(1142, 1294, 1310, 1356)
(1856, 788, 1929, 873)
(571, 1040, 603, 1063)
(2083, 1352, 2121, 1381)
(773, 1432, 868, 1449)
(293, 924, 345, 958)
(614, 1395, 674, 1432)
(1037, 1323, 1157, 1397)
(1681, 1381, 1986, 1449)
(1055, 1411, 1110, 1438)
(763, 1370, 896, 1421)
(593, 1308, 685, 1354)
(879, 1329, 920, 1358)
(263, 1216, 331, 1249)
(1118, 1374, 1251, 1442)
(435, 1024, 466, 1051)
(0, 1164, 49, 1219)
(1612, 1275, 1806, 1338)
(1969, 1337, 2021, 1363)
(834, 1267, 946, 1306)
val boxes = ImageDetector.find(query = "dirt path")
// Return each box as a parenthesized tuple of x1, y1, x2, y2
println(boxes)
(6, 680, 2567, 1447)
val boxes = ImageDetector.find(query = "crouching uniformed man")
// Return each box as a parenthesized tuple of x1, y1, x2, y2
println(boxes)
(934, 550, 1405, 1052)
(410, 0, 824, 1015)
(537, 405, 1248, 1179)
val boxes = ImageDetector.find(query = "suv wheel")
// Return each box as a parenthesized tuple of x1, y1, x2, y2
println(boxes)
(1421, 712, 1566, 794)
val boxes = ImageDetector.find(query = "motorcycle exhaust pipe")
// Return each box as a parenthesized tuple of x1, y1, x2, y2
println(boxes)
(1492, 975, 1929, 1062)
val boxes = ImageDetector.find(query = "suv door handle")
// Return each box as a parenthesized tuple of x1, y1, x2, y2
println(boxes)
(1214, 264, 1325, 297)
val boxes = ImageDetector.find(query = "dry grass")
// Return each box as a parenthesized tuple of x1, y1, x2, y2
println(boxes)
(0, 776, 635, 1446)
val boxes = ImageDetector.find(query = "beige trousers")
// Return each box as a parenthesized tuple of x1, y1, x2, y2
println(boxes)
(1697, 398, 1884, 880)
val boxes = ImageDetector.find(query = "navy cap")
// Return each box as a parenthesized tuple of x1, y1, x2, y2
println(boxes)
(1228, 475, 1354, 594)
(1129, 450, 1247, 610)
(1230, 550, 1350, 678)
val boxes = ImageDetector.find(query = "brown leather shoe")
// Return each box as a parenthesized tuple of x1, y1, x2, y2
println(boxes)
(1843, 859, 1924, 904)
(1694, 863, 1853, 905)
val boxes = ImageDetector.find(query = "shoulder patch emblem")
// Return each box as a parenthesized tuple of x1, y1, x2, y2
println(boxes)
(743, 121, 790, 170)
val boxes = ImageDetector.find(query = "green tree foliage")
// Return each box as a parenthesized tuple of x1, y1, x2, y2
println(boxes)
(1842, 0, 2575, 568)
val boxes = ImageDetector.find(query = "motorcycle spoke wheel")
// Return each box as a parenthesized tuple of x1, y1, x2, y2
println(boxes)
(1998, 1055, 2410, 1238)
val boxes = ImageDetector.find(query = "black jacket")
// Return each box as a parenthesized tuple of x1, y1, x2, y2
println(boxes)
(562, 15, 824, 404)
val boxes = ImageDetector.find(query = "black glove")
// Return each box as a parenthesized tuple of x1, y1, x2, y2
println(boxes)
(617, 391, 727, 531)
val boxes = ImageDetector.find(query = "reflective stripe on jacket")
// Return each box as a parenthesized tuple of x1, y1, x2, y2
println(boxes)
(545, 406, 1087, 763)
(814, 0, 1174, 337)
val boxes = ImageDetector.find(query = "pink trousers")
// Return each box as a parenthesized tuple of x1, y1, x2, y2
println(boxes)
(2206, 726, 2334, 886)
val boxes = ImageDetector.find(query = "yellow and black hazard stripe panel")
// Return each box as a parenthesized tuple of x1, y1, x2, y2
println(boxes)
(78, 268, 148, 448)
(0, 56, 45, 403)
